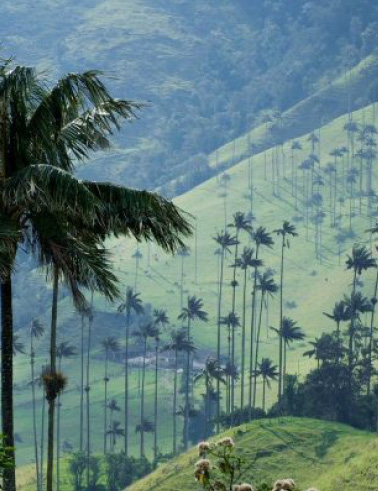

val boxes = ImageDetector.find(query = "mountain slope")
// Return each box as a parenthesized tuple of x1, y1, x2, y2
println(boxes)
(129, 417, 378, 491)
(11, 101, 378, 467)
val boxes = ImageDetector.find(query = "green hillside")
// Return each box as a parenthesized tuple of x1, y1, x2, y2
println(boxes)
(12, 100, 378, 472)
(128, 417, 378, 491)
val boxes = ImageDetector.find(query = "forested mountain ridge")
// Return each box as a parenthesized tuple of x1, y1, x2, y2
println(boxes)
(3, 0, 378, 193)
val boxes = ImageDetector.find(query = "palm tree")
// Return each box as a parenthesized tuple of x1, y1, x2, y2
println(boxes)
(106, 399, 121, 452)
(323, 301, 349, 343)
(234, 247, 255, 409)
(253, 272, 278, 407)
(228, 212, 252, 313)
(290, 141, 302, 204)
(220, 312, 240, 421)
(0, 64, 191, 491)
(118, 288, 144, 456)
(194, 358, 226, 438)
(178, 296, 208, 448)
(107, 421, 125, 453)
(163, 329, 194, 455)
(249, 227, 273, 415)
(101, 337, 120, 454)
(255, 358, 278, 411)
(273, 222, 298, 401)
(30, 320, 44, 491)
(56, 342, 77, 491)
(152, 308, 169, 459)
(346, 245, 376, 293)
(133, 323, 158, 457)
(177, 246, 191, 310)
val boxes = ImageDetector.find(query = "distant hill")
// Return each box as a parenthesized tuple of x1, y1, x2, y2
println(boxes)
(128, 417, 378, 491)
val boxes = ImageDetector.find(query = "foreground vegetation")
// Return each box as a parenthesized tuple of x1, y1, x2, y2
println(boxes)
(129, 417, 378, 491)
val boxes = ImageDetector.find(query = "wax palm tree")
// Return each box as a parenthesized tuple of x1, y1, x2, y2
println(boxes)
(56, 342, 77, 491)
(323, 301, 349, 342)
(107, 421, 125, 453)
(273, 222, 298, 400)
(0, 64, 191, 491)
(178, 296, 208, 448)
(290, 141, 302, 204)
(234, 247, 255, 409)
(249, 227, 273, 414)
(152, 325, 161, 462)
(106, 399, 121, 452)
(30, 319, 44, 491)
(101, 337, 120, 454)
(227, 212, 252, 313)
(163, 329, 195, 455)
(194, 358, 226, 439)
(346, 245, 376, 293)
(220, 312, 240, 421)
(253, 272, 278, 407)
(176, 246, 191, 310)
(133, 323, 158, 457)
(118, 288, 144, 456)
(255, 358, 278, 411)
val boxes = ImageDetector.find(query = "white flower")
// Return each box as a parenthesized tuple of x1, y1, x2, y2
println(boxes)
(217, 436, 235, 448)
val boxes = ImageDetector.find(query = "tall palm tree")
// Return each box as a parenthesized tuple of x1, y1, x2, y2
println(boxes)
(273, 222, 298, 401)
(56, 342, 77, 491)
(152, 308, 168, 461)
(107, 421, 125, 453)
(178, 296, 208, 448)
(323, 301, 349, 343)
(228, 212, 252, 314)
(220, 312, 240, 421)
(176, 246, 191, 310)
(163, 329, 194, 455)
(106, 400, 121, 452)
(118, 288, 144, 456)
(234, 247, 255, 409)
(253, 272, 278, 407)
(101, 337, 120, 454)
(280, 318, 305, 384)
(255, 358, 278, 411)
(132, 249, 143, 291)
(249, 227, 273, 415)
(194, 358, 226, 438)
(30, 319, 44, 491)
(346, 245, 376, 293)
(133, 323, 158, 457)
(0, 64, 191, 491)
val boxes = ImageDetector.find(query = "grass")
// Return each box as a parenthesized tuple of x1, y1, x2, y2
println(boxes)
(15, 101, 378, 484)
(129, 417, 378, 491)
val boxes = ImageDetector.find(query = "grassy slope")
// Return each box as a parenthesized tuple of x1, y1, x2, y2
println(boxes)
(129, 417, 378, 491)
(15, 102, 378, 477)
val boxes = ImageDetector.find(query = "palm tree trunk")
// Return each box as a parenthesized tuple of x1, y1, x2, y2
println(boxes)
(230, 233, 239, 423)
(47, 267, 59, 491)
(31, 335, 41, 491)
(367, 269, 378, 395)
(104, 349, 109, 454)
(153, 339, 159, 462)
(248, 248, 259, 418)
(173, 349, 178, 455)
(240, 268, 247, 410)
(204, 378, 209, 439)
(80, 315, 84, 452)
(1, 272, 16, 491)
(216, 250, 225, 432)
(140, 337, 147, 458)
(253, 293, 265, 408)
(40, 385, 46, 491)
(56, 357, 62, 491)
(278, 240, 285, 402)
(184, 318, 191, 450)
(86, 296, 93, 488)
(124, 309, 130, 456)
(262, 378, 266, 412)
